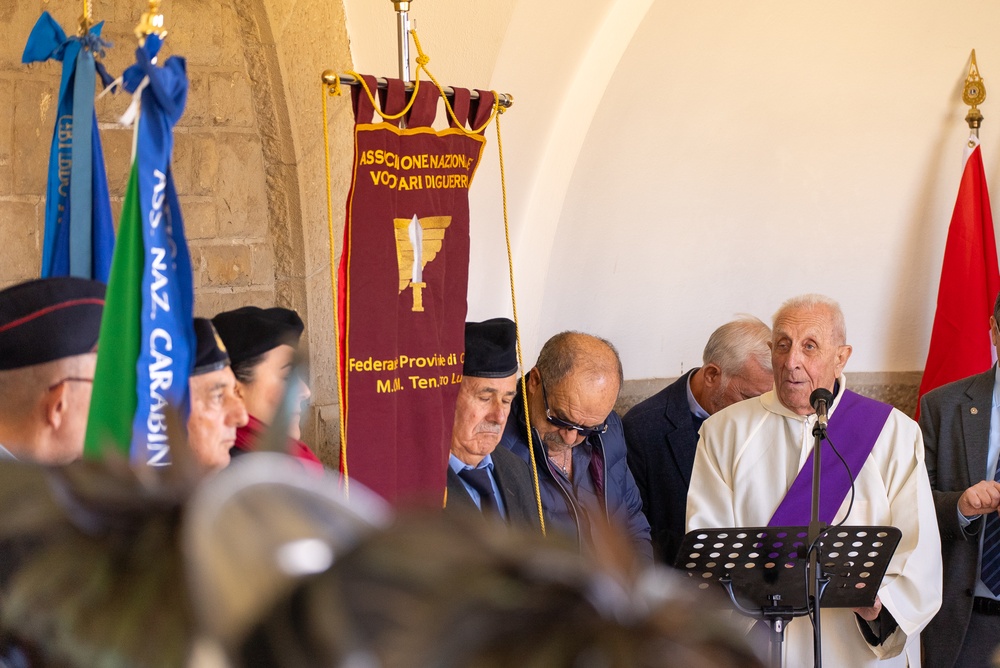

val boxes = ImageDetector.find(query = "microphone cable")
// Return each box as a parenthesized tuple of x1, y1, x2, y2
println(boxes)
(803, 430, 856, 635)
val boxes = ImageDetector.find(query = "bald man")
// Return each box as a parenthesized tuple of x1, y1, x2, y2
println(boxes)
(500, 331, 652, 561)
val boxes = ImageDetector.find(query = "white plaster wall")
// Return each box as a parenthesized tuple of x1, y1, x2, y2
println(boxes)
(342, 0, 1000, 380)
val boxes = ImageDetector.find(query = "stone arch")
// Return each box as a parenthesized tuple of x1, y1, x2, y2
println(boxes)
(226, 0, 355, 458)
(231, 0, 308, 318)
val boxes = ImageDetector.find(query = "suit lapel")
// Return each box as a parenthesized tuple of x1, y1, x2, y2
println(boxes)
(663, 371, 700, 487)
(492, 459, 512, 506)
(446, 467, 477, 510)
(962, 368, 996, 485)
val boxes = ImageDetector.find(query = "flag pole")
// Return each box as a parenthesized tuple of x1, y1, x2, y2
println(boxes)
(964, 49, 986, 138)
(915, 50, 1000, 412)
(135, 0, 167, 45)
(79, 0, 93, 35)
(392, 0, 412, 82)
(322, 0, 513, 109)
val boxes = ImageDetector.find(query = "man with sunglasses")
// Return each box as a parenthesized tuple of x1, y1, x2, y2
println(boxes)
(500, 331, 652, 561)
(0, 277, 105, 464)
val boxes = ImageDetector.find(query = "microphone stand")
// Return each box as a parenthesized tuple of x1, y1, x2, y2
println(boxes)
(808, 416, 828, 668)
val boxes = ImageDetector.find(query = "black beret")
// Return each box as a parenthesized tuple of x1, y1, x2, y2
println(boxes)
(211, 306, 304, 367)
(0, 277, 105, 371)
(463, 318, 518, 378)
(192, 318, 231, 376)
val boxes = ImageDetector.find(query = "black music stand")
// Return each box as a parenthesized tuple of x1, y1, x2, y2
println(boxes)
(675, 525, 900, 668)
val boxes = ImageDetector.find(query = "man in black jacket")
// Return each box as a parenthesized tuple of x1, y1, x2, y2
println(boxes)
(622, 316, 772, 564)
(445, 318, 541, 530)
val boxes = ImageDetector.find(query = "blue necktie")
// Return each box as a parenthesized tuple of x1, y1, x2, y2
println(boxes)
(458, 467, 499, 515)
(982, 463, 1000, 596)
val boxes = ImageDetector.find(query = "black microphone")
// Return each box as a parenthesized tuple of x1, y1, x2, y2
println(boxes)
(810, 388, 834, 431)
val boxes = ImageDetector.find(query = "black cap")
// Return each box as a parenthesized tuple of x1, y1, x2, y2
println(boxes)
(211, 306, 304, 367)
(0, 277, 105, 371)
(192, 318, 231, 376)
(463, 318, 518, 378)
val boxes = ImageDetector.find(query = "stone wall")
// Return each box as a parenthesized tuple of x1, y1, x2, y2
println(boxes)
(615, 371, 924, 419)
(0, 0, 354, 464)
(1, 0, 279, 307)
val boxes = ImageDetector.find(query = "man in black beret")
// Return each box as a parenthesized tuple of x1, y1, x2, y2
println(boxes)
(0, 277, 105, 463)
(445, 318, 541, 530)
(186, 318, 248, 472)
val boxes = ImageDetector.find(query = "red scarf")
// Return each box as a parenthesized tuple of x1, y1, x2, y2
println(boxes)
(234, 414, 322, 466)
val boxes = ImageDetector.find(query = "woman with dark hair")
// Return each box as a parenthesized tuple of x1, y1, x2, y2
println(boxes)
(211, 306, 320, 465)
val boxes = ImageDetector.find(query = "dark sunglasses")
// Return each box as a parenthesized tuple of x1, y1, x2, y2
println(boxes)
(540, 378, 609, 438)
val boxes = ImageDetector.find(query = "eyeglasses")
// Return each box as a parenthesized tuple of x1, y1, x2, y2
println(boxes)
(47, 377, 94, 392)
(540, 378, 609, 438)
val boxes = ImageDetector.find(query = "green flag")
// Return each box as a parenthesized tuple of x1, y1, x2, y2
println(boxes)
(83, 163, 142, 459)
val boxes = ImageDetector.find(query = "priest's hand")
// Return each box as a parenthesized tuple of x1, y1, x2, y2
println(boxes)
(958, 480, 1000, 518)
(852, 595, 882, 622)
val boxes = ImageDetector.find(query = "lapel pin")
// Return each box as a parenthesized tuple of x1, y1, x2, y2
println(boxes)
(971, 407, 979, 415)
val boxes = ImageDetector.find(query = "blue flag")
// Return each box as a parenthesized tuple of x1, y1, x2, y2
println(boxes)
(122, 35, 194, 466)
(23, 12, 115, 282)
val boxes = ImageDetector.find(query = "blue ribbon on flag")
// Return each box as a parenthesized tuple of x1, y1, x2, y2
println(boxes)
(122, 35, 195, 466)
(22, 12, 115, 282)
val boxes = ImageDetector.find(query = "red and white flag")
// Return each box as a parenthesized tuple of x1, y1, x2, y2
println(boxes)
(918, 136, 1000, 412)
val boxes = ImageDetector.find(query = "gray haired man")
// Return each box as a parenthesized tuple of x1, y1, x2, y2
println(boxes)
(622, 316, 772, 564)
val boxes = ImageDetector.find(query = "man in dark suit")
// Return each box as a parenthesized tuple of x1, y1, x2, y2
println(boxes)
(445, 318, 541, 530)
(622, 316, 772, 564)
(920, 293, 1000, 668)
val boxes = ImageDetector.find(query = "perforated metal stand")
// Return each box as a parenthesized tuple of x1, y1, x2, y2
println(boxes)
(676, 526, 900, 667)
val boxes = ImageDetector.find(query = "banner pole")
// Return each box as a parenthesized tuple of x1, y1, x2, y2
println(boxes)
(393, 0, 412, 82)
(324, 71, 513, 110)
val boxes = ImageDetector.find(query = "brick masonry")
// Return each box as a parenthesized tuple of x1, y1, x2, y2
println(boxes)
(0, 0, 355, 464)
(0, 0, 283, 303)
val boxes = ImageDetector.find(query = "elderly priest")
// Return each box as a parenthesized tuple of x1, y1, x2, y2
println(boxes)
(686, 294, 941, 667)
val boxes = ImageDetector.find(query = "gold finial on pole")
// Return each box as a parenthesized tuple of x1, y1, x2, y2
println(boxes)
(79, 0, 93, 35)
(135, 0, 167, 45)
(963, 49, 986, 136)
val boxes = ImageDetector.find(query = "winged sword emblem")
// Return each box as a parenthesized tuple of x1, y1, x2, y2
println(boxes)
(393, 214, 451, 312)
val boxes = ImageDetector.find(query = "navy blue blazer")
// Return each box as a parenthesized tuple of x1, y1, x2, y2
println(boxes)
(919, 366, 995, 667)
(622, 369, 700, 565)
(444, 444, 543, 532)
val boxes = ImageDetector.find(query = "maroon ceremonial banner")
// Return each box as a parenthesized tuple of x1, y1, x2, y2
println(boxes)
(338, 78, 494, 506)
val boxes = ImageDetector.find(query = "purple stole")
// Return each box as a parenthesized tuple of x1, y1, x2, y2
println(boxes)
(768, 390, 893, 526)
